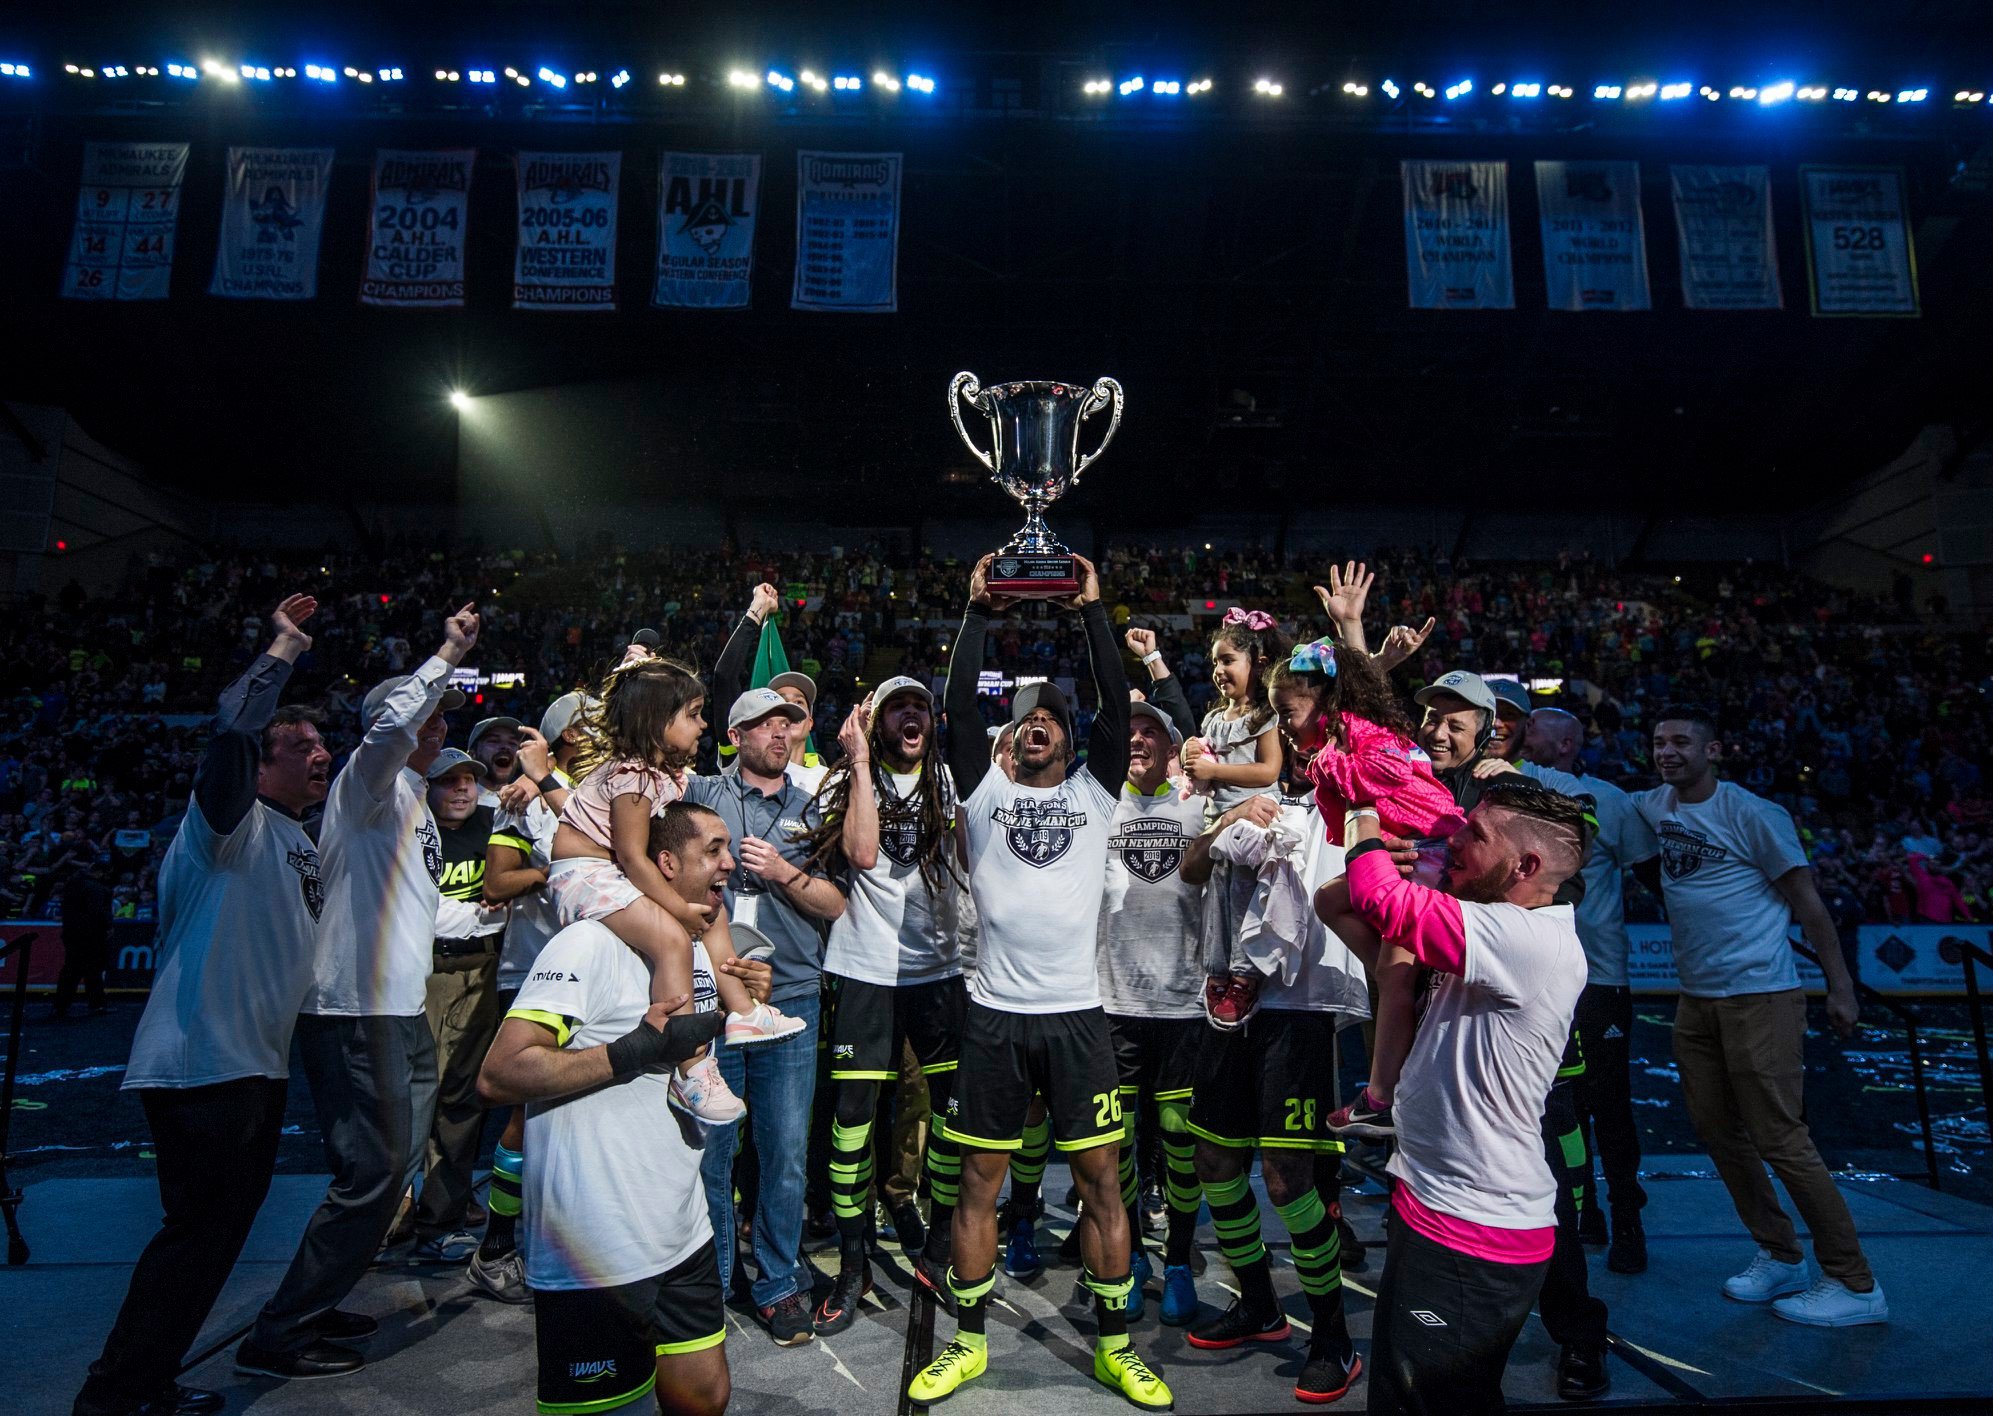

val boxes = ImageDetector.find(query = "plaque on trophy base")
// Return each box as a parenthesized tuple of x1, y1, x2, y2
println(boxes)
(948, 371, 1124, 600)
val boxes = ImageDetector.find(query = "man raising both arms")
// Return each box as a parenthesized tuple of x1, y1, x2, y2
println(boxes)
(912, 554, 1171, 1410)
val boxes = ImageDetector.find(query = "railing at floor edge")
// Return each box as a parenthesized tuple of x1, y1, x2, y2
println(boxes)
(0, 931, 39, 1263)
(1940, 933, 1993, 1127)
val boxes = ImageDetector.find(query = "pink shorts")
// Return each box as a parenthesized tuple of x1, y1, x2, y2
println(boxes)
(548, 858, 643, 925)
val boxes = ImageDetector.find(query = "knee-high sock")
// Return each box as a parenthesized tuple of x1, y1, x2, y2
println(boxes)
(1117, 1111, 1142, 1251)
(1082, 1266, 1135, 1347)
(1275, 1188, 1350, 1346)
(949, 1265, 995, 1344)
(829, 1080, 880, 1257)
(924, 1069, 961, 1262)
(480, 1142, 523, 1260)
(1203, 1169, 1276, 1313)
(1158, 1099, 1200, 1268)
(1008, 1117, 1050, 1213)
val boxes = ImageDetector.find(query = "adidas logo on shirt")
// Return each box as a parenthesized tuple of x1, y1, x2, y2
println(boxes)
(1602, 1024, 1625, 1041)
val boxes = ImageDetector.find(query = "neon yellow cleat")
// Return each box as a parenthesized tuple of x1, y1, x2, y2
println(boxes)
(908, 1338, 988, 1404)
(1094, 1343, 1174, 1410)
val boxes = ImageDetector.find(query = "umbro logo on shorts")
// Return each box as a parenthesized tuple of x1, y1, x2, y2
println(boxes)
(1410, 1310, 1447, 1327)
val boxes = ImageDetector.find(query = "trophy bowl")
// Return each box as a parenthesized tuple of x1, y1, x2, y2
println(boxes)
(948, 371, 1124, 597)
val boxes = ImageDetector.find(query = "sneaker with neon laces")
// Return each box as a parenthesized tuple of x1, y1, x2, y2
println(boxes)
(1772, 1275, 1889, 1327)
(1324, 1089, 1393, 1141)
(724, 1000, 807, 1048)
(1721, 1248, 1811, 1304)
(1094, 1341, 1174, 1410)
(1186, 1295, 1290, 1349)
(908, 1338, 987, 1403)
(1126, 1249, 1153, 1323)
(1005, 1214, 1043, 1280)
(668, 1055, 746, 1124)
(1159, 1265, 1197, 1327)
(1295, 1343, 1362, 1405)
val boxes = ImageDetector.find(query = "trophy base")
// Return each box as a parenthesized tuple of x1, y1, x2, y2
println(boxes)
(987, 552, 1079, 598)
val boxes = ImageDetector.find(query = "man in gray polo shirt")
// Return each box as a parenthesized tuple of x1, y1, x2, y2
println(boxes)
(685, 688, 847, 1346)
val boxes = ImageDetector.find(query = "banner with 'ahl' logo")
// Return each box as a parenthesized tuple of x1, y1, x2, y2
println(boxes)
(361, 149, 476, 308)
(653, 152, 759, 310)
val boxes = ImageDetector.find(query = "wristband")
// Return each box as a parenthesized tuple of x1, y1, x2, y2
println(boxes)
(1140, 651, 1163, 667)
(537, 774, 565, 795)
(604, 1011, 726, 1078)
(1343, 807, 1381, 835)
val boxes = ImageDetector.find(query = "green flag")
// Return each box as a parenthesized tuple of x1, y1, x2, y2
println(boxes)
(749, 615, 821, 760)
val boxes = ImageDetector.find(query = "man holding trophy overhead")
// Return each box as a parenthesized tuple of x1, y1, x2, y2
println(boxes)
(907, 373, 1173, 1410)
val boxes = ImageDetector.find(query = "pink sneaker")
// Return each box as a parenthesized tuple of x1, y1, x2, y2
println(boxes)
(725, 1001, 807, 1048)
(669, 1055, 745, 1123)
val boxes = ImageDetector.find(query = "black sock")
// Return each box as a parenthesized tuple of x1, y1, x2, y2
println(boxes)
(478, 1208, 516, 1260)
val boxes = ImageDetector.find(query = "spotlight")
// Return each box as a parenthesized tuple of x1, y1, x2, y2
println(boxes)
(1550, 85, 1573, 98)
(1083, 77, 1110, 95)
(449, 390, 471, 410)
(1381, 78, 1399, 98)
(765, 69, 794, 92)
(1758, 81, 1794, 103)
(1119, 75, 1144, 95)
(1, 61, 29, 78)
(906, 73, 934, 93)
(1413, 81, 1433, 96)
(611, 69, 630, 88)
(1153, 79, 1181, 95)
(1660, 81, 1691, 100)
(1189, 78, 1213, 94)
(379, 67, 403, 82)
(1253, 77, 1283, 97)
(1867, 90, 1889, 102)
(1443, 78, 1472, 99)
(833, 74, 861, 90)
(727, 69, 756, 89)
(1594, 83, 1622, 99)
(358, 73, 373, 83)
(1510, 82, 1541, 98)
(537, 67, 567, 89)
(1341, 80, 1368, 96)
(1833, 87, 1858, 101)
(799, 70, 828, 93)
(659, 72, 686, 86)
(1897, 88, 1927, 103)
(873, 70, 901, 91)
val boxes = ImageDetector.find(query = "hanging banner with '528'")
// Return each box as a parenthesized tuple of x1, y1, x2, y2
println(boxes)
(361, 149, 475, 308)
(1800, 166, 1919, 317)
(514, 151, 621, 311)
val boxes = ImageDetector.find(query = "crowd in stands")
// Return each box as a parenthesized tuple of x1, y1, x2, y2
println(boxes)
(3, 540, 1986, 933)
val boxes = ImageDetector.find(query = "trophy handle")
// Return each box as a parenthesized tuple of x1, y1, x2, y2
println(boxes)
(1073, 377, 1124, 482)
(947, 371, 996, 472)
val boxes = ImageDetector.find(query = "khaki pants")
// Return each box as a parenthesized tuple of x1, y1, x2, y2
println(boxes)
(1672, 989, 1872, 1287)
(881, 1039, 930, 1210)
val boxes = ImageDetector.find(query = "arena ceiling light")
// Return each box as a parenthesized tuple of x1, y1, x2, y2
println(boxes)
(0, 61, 30, 78)
(1757, 80, 1794, 103)
(1082, 77, 1110, 95)
(1253, 76, 1283, 97)
(905, 73, 935, 93)
(726, 68, 757, 89)
(1443, 78, 1472, 98)
(873, 71, 901, 91)
(448, 390, 471, 410)
(658, 72, 686, 86)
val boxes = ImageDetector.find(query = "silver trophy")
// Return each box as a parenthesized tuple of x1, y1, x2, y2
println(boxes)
(948, 371, 1124, 596)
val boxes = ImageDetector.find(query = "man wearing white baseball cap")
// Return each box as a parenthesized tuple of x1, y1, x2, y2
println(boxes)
(241, 603, 479, 1381)
(798, 674, 969, 1334)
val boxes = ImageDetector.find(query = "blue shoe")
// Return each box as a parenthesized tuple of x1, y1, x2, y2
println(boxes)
(1126, 1249, 1153, 1323)
(1160, 1264, 1197, 1326)
(1005, 1218, 1043, 1281)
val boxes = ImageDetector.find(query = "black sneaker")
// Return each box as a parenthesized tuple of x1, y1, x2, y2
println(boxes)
(813, 1263, 872, 1336)
(912, 1251, 958, 1313)
(1578, 1203, 1609, 1247)
(756, 1292, 815, 1346)
(998, 1194, 1042, 1238)
(1325, 1092, 1394, 1142)
(1606, 1214, 1647, 1275)
(234, 1339, 365, 1380)
(1295, 1344, 1362, 1404)
(1557, 1342, 1610, 1401)
(1185, 1296, 1291, 1350)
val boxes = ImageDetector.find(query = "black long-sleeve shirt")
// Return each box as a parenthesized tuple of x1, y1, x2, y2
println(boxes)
(946, 601, 1130, 798)
(195, 652, 299, 834)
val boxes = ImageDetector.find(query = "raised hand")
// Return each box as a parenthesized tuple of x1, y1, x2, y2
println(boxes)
(272, 593, 318, 649)
(839, 695, 874, 766)
(1067, 553, 1102, 610)
(1376, 617, 1438, 672)
(443, 603, 480, 653)
(1124, 626, 1158, 659)
(968, 554, 1012, 612)
(515, 726, 553, 782)
(1313, 561, 1374, 628)
(749, 582, 781, 623)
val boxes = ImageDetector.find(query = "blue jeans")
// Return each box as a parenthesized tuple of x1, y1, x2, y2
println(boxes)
(700, 988, 820, 1307)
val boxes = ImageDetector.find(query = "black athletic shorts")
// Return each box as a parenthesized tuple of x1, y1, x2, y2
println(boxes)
(1107, 1014, 1201, 1122)
(827, 973, 965, 1085)
(1188, 1009, 1346, 1154)
(533, 1242, 724, 1415)
(947, 1002, 1123, 1153)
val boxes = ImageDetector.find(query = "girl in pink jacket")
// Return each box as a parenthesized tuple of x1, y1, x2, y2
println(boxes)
(1270, 640, 1463, 1140)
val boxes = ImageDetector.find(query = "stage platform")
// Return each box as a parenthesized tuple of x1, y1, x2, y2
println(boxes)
(10, 1155, 1993, 1416)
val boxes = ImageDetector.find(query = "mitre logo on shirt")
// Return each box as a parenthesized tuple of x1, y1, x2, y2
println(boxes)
(417, 816, 443, 882)
(879, 814, 921, 867)
(992, 794, 1086, 868)
(1657, 821, 1726, 881)
(287, 845, 324, 920)
(1109, 817, 1191, 884)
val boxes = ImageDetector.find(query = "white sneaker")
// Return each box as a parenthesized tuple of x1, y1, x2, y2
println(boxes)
(1773, 1275, 1889, 1327)
(1722, 1247, 1812, 1303)
(724, 1001, 807, 1048)
(669, 1055, 746, 1123)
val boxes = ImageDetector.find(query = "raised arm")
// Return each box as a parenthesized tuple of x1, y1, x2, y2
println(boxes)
(194, 593, 315, 833)
(351, 603, 479, 803)
(1343, 818, 1467, 972)
(835, 699, 879, 871)
(1126, 626, 1199, 742)
(944, 562, 997, 796)
(1076, 558, 1130, 791)
(712, 583, 780, 751)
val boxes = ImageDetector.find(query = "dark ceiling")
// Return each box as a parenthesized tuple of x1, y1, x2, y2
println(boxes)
(3, 1, 1993, 518)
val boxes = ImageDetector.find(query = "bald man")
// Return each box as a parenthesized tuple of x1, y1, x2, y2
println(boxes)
(1520, 707, 1658, 1274)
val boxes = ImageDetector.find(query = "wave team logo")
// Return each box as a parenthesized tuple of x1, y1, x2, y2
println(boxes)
(570, 1359, 618, 1384)
(1109, 818, 1190, 884)
(1657, 821, 1726, 881)
(993, 794, 1086, 868)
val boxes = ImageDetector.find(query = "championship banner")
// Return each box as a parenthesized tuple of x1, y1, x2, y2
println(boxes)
(1800, 166, 1919, 316)
(1534, 161, 1652, 311)
(1401, 160, 1514, 309)
(61, 141, 188, 301)
(653, 152, 760, 309)
(1669, 165, 1783, 310)
(792, 150, 902, 313)
(361, 149, 475, 308)
(514, 151, 621, 311)
(209, 147, 335, 300)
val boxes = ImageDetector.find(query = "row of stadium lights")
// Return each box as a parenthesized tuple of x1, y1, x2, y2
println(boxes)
(1, 62, 1973, 107)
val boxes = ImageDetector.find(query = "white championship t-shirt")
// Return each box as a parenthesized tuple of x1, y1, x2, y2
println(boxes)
(125, 797, 323, 1089)
(1520, 763, 1659, 988)
(304, 764, 441, 1017)
(510, 920, 714, 1291)
(494, 794, 563, 994)
(962, 767, 1119, 1013)
(1389, 900, 1586, 1230)
(822, 764, 961, 988)
(1635, 780, 1809, 998)
(1098, 784, 1209, 1019)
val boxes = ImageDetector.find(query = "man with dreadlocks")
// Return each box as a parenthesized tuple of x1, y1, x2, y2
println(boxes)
(800, 675, 968, 1336)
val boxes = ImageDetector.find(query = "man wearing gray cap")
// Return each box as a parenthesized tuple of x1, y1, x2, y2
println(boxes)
(466, 716, 522, 807)
(238, 603, 478, 1382)
(710, 582, 827, 792)
(684, 687, 846, 1346)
